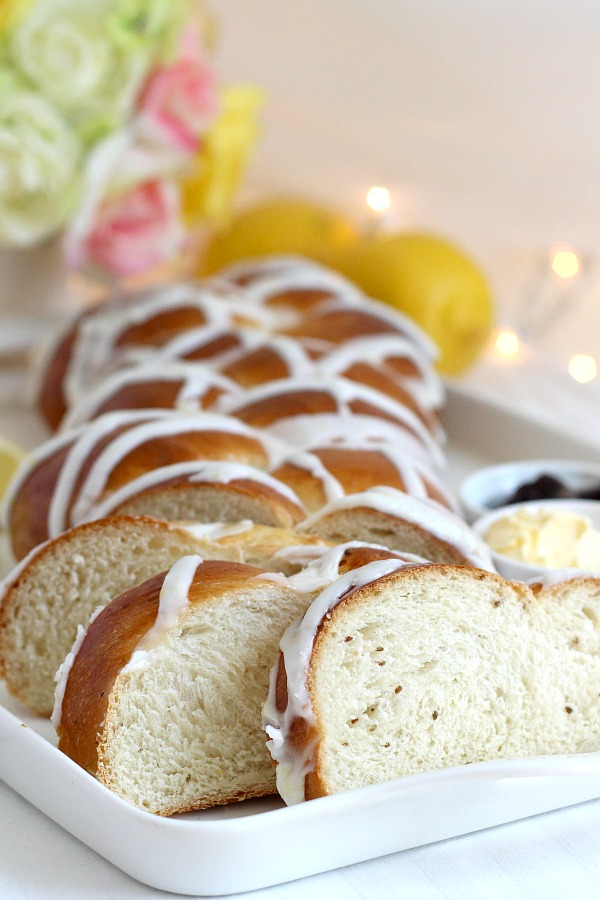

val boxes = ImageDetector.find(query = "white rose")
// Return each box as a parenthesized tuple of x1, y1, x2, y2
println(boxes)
(0, 88, 82, 245)
(9, 0, 150, 144)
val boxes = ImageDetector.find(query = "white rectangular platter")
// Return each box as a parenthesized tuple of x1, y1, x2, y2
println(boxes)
(2, 383, 600, 897)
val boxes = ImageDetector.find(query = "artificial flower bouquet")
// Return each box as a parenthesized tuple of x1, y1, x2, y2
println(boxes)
(0, 0, 262, 278)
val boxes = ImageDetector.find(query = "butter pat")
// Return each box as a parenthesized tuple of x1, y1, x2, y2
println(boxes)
(485, 507, 600, 568)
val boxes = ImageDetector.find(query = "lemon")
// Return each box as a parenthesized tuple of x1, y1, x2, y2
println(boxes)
(331, 232, 494, 376)
(198, 197, 359, 275)
(0, 434, 26, 503)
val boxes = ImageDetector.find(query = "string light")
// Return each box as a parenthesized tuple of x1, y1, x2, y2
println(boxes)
(494, 329, 522, 360)
(568, 354, 597, 384)
(366, 186, 391, 213)
(550, 247, 580, 280)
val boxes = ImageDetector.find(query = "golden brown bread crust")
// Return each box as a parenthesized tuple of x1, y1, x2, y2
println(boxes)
(35, 293, 140, 431)
(37, 324, 78, 431)
(229, 389, 422, 437)
(261, 288, 337, 313)
(339, 362, 439, 432)
(114, 305, 210, 349)
(57, 571, 165, 771)
(177, 330, 245, 361)
(84, 379, 227, 420)
(232, 388, 337, 427)
(101, 429, 272, 494)
(7, 417, 156, 560)
(272, 447, 450, 513)
(57, 560, 264, 776)
(315, 448, 448, 505)
(334, 544, 410, 573)
(9, 442, 73, 561)
(221, 346, 296, 388)
(286, 307, 405, 344)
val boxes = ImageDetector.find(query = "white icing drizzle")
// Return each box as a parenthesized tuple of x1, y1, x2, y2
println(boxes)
(276, 451, 346, 504)
(221, 334, 315, 383)
(77, 460, 305, 523)
(188, 462, 304, 506)
(121, 554, 202, 673)
(304, 294, 438, 360)
(316, 334, 445, 409)
(52, 604, 105, 730)
(1, 424, 86, 530)
(280, 444, 442, 507)
(218, 253, 360, 287)
(61, 362, 240, 429)
(369, 443, 455, 507)
(176, 520, 255, 541)
(259, 538, 428, 600)
(263, 557, 411, 805)
(236, 273, 363, 330)
(64, 285, 272, 405)
(269, 543, 331, 569)
(222, 376, 443, 464)
(48, 410, 172, 539)
(145, 324, 262, 367)
(299, 440, 457, 511)
(68, 413, 284, 528)
(299, 486, 496, 571)
(252, 571, 290, 586)
(265, 414, 444, 468)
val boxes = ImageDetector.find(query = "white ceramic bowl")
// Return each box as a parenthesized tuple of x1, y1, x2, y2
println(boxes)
(472, 497, 600, 581)
(459, 458, 600, 524)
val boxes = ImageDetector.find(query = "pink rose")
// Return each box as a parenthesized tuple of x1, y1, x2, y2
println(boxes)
(69, 180, 185, 276)
(137, 28, 218, 152)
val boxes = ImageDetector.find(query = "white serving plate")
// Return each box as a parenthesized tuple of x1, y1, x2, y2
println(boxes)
(2, 383, 600, 897)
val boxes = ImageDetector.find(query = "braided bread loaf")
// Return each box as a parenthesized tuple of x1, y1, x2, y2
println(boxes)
(6, 254, 463, 564)
(0, 254, 510, 816)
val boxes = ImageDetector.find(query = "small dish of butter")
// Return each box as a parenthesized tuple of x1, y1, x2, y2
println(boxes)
(472, 498, 600, 581)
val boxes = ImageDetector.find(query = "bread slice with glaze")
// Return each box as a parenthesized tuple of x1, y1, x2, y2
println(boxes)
(0, 515, 330, 717)
(54, 544, 410, 814)
(298, 486, 495, 568)
(264, 564, 600, 804)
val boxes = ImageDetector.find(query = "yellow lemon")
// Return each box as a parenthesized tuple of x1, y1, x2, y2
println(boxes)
(198, 197, 359, 275)
(331, 232, 494, 376)
(0, 434, 25, 503)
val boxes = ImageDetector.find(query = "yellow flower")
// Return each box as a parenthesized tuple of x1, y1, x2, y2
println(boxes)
(0, 0, 33, 36)
(181, 84, 263, 228)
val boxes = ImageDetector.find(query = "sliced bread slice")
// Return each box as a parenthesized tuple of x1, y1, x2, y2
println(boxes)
(0, 516, 329, 716)
(265, 564, 600, 803)
(55, 545, 409, 814)
(298, 486, 494, 568)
